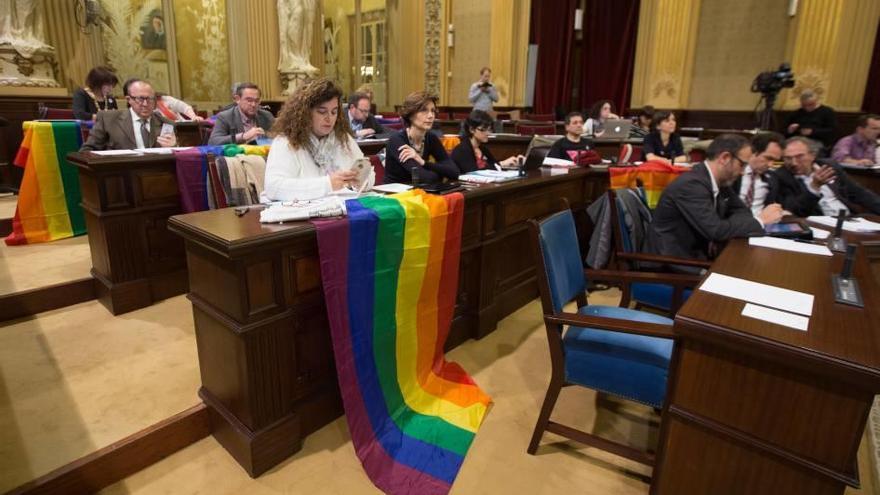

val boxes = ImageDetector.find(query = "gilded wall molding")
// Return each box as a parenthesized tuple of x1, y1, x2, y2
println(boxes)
(424, 0, 442, 95)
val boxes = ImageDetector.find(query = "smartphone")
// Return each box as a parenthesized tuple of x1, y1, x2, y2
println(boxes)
(160, 123, 175, 136)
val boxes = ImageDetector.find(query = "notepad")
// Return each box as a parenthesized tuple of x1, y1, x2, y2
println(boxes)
(810, 227, 830, 240)
(372, 183, 413, 194)
(741, 303, 809, 331)
(808, 216, 880, 233)
(699, 273, 814, 316)
(748, 236, 832, 256)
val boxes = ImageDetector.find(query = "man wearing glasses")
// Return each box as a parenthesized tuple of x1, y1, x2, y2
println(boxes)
(346, 92, 385, 139)
(81, 79, 177, 151)
(734, 132, 784, 216)
(773, 136, 880, 217)
(644, 134, 784, 264)
(208, 82, 275, 145)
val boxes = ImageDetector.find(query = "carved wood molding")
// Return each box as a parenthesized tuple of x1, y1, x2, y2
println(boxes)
(424, 0, 441, 95)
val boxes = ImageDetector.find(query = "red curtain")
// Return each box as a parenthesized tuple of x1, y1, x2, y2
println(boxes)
(578, 0, 641, 115)
(863, 20, 880, 113)
(530, 0, 578, 115)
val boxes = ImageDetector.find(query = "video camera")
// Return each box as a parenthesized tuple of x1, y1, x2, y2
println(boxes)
(751, 63, 795, 96)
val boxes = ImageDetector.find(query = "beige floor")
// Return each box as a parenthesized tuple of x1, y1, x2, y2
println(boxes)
(0, 234, 93, 295)
(96, 292, 876, 495)
(1, 289, 875, 494)
(0, 295, 201, 493)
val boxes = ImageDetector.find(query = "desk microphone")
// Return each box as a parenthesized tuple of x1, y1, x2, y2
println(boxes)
(831, 243, 863, 307)
(827, 208, 847, 253)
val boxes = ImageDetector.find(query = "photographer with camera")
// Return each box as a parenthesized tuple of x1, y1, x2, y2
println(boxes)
(468, 67, 499, 113)
(784, 90, 838, 152)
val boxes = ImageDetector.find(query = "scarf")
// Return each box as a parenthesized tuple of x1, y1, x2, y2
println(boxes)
(308, 132, 340, 173)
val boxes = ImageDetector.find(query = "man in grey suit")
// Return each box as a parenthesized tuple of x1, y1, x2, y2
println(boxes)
(645, 134, 785, 264)
(80, 80, 177, 151)
(208, 82, 275, 145)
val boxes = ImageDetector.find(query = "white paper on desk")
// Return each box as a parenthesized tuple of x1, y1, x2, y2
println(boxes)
(810, 227, 830, 239)
(808, 216, 880, 233)
(741, 303, 809, 332)
(372, 183, 412, 194)
(699, 273, 814, 316)
(542, 157, 576, 167)
(91, 149, 142, 156)
(140, 147, 174, 154)
(748, 236, 832, 256)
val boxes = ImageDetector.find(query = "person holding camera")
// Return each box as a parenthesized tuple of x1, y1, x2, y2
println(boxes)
(468, 67, 499, 112)
(783, 90, 838, 151)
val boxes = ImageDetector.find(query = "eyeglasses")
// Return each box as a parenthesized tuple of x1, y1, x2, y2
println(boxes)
(241, 97, 261, 104)
(730, 154, 748, 168)
(355, 107, 371, 115)
(128, 96, 156, 104)
(475, 126, 491, 132)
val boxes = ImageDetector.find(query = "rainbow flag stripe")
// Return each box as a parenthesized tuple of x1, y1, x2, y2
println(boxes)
(5, 121, 85, 245)
(609, 162, 688, 208)
(314, 191, 491, 495)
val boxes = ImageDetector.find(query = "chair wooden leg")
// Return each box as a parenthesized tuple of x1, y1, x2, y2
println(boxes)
(528, 377, 564, 454)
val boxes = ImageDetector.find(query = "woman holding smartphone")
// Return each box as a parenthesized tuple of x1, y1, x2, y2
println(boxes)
(263, 78, 374, 201)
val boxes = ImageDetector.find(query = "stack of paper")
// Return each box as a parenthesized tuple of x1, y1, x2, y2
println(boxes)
(698, 273, 813, 331)
(458, 170, 522, 183)
(748, 236, 832, 256)
(541, 157, 577, 168)
(259, 197, 347, 223)
(808, 216, 880, 233)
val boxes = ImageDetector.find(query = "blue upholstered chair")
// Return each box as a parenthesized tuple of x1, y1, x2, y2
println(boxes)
(527, 208, 676, 466)
(592, 189, 709, 315)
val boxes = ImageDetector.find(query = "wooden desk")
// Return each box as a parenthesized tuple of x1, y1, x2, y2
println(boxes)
(351, 134, 533, 162)
(167, 167, 609, 476)
(845, 167, 880, 194)
(653, 231, 880, 494)
(592, 138, 643, 160)
(174, 121, 210, 147)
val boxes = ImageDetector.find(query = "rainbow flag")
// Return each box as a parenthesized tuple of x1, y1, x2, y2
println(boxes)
(314, 191, 491, 495)
(609, 161, 689, 208)
(5, 121, 85, 245)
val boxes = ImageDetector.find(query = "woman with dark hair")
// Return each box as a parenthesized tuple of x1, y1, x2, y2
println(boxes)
(451, 110, 524, 173)
(72, 66, 119, 121)
(631, 105, 655, 138)
(263, 77, 373, 201)
(383, 91, 459, 184)
(642, 111, 687, 163)
(584, 99, 620, 137)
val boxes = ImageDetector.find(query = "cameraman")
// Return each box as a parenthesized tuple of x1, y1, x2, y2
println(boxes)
(469, 67, 499, 113)
(784, 90, 837, 152)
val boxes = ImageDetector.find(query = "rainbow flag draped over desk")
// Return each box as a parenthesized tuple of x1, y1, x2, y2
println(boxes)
(314, 191, 491, 495)
(609, 161, 689, 208)
(5, 121, 85, 245)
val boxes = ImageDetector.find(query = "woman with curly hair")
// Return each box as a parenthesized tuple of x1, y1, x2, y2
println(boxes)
(584, 99, 620, 137)
(383, 91, 459, 184)
(263, 78, 374, 200)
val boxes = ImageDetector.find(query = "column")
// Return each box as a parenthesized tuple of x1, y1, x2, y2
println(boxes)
(630, 0, 702, 109)
(489, 0, 531, 107)
(782, 0, 880, 111)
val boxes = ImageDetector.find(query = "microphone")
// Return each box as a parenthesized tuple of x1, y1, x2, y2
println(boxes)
(828, 208, 847, 252)
(840, 243, 856, 279)
(831, 243, 863, 307)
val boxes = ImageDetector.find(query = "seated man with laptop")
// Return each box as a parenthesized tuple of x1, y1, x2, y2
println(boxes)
(547, 112, 592, 160)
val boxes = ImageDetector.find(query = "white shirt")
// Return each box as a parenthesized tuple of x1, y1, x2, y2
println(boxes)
(801, 174, 850, 216)
(130, 108, 150, 149)
(706, 161, 764, 226)
(263, 133, 373, 201)
(738, 165, 769, 215)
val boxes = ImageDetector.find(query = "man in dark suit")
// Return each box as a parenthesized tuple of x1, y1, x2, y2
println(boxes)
(347, 92, 386, 139)
(80, 80, 176, 151)
(784, 90, 837, 151)
(208, 82, 275, 145)
(645, 134, 784, 262)
(733, 132, 783, 215)
(773, 136, 880, 217)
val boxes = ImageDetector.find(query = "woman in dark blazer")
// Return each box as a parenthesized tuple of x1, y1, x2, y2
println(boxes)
(451, 110, 524, 173)
(642, 110, 687, 163)
(383, 91, 460, 184)
(72, 66, 119, 121)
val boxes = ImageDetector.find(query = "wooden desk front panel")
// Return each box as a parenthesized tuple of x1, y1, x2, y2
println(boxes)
(669, 339, 869, 474)
(656, 416, 841, 495)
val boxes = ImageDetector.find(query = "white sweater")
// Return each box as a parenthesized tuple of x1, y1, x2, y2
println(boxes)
(263, 134, 373, 201)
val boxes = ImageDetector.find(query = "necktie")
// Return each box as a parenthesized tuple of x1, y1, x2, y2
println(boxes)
(745, 173, 756, 207)
(140, 118, 150, 148)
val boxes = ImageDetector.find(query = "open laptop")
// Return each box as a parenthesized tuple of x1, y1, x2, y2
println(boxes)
(599, 119, 632, 139)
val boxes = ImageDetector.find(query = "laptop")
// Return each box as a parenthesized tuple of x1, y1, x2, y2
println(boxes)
(599, 119, 632, 139)
(522, 146, 551, 171)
